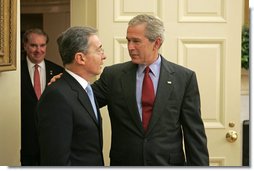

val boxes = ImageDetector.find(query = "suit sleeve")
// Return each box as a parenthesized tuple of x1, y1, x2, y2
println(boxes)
(92, 67, 111, 108)
(36, 89, 73, 166)
(180, 72, 209, 165)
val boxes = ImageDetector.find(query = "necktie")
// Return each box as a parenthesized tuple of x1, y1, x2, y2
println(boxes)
(141, 66, 155, 132)
(86, 84, 98, 121)
(34, 64, 41, 100)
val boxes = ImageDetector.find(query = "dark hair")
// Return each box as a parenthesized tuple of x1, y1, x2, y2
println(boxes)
(22, 28, 49, 44)
(57, 26, 97, 65)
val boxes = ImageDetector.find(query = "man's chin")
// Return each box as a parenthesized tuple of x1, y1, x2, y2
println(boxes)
(131, 59, 142, 64)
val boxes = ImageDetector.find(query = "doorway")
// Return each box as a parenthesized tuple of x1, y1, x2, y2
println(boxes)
(20, 0, 70, 66)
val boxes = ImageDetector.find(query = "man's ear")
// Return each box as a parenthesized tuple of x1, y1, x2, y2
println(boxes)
(154, 37, 162, 49)
(75, 52, 86, 65)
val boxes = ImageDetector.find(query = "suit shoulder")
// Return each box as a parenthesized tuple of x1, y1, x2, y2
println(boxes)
(45, 59, 64, 75)
(43, 77, 70, 98)
(164, 59, 195, 74)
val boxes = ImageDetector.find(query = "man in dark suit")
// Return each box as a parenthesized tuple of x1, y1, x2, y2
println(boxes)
(49, 14, 209, 166)
(36, 26, 106, 165)
(21, 28, 63, 166)
(92, 14, 209, 166)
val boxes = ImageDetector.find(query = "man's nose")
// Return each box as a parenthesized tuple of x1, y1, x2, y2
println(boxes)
(128, 42, 135, 50)
(102, 53, 107, 60)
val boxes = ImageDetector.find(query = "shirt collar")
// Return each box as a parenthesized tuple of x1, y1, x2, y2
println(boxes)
(26, 56, 45, 70)
(65, 69, 89, 91)
(137, 55, 161, 77)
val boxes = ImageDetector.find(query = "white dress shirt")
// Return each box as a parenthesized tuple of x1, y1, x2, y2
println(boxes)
(26, 57, 46, 93)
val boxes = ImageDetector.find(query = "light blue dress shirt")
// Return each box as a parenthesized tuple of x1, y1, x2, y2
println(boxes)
(86, 84, 98, 121)
(65, 69, 98, 120)
(136, 55, 161, 120)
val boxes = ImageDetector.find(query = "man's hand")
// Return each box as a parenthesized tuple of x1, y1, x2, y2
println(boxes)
(48, 73, 63, 86)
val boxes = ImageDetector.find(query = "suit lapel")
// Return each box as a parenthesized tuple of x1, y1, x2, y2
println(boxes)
(77, 90, 101, 125)
(146, 57, 175, 135)
(21, 59, 38, 100)
(121, 64, 144, 133)
(62, 72, 100, 125)
(45, 60, 58, 88)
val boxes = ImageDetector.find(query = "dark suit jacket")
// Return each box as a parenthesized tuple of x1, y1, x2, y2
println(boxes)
(36, 71, 104, 166)
(93, 56, 209, 166)
(21, 58, 63, 165)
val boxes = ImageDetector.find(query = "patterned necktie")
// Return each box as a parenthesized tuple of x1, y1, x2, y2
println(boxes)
(86, 84, 98, 121)
(34, 64, 41, 100)
(141, 66, 155, 132)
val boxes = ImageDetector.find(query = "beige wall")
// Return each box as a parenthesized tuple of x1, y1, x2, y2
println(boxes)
(70, 0, 96, 28)
(44, 12, 70, 67)
(0, 1, 20, 166)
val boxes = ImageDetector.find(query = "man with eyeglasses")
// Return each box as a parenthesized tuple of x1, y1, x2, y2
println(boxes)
(36, 26, 106, 166)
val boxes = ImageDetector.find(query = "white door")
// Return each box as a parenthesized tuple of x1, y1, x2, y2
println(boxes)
(97, 0, 243, 166)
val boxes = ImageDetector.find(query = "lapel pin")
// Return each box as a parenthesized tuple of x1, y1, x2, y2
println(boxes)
(167, 81, 172, 84)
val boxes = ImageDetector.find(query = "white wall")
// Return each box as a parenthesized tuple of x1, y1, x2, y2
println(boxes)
(0, 1, 20, 166)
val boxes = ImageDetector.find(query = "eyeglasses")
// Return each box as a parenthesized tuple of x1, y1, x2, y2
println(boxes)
(87, 47, 104, 55)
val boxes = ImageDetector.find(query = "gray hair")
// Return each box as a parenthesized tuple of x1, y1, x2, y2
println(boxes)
(57, 26, 97, 65)
(128, 14, 165, 43)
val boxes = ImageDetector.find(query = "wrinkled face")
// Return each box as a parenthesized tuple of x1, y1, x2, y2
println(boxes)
(24, 33, 47, 64)
(126, 23, 158, 65)
(84, 35, 106, 76)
